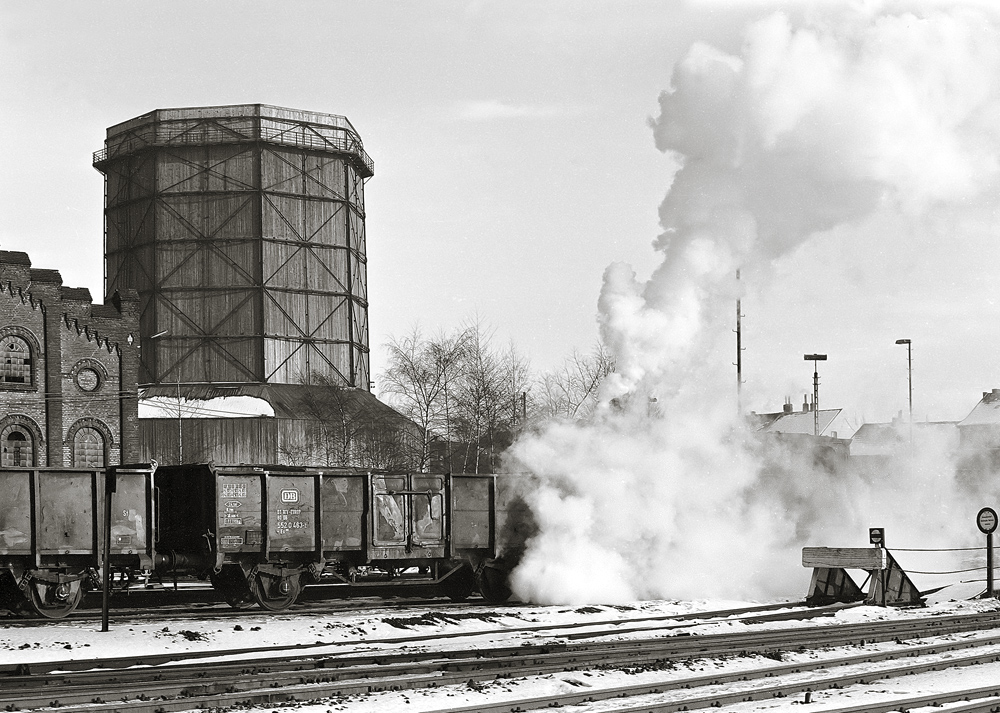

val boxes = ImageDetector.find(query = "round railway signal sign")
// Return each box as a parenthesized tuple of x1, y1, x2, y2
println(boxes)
(978, 507, 998, 535)
(869, 527, 884, 547)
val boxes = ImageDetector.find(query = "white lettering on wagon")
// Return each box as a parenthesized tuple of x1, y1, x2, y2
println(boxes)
(221, 483, 248, 499)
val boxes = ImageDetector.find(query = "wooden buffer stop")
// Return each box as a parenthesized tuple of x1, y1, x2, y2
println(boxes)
(802, 547, 924, 607)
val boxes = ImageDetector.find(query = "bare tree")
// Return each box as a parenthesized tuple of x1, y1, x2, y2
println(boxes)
(452, 320, 503, 473)
(449, 320, 532, 473)
(379, 326, 470, 471)
(534, 342, 616, 422)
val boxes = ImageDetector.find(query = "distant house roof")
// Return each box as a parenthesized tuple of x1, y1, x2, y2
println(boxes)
(959, 390, 1000, 427)
(850, 420, 959, 456)
(754, 409, 841, 436)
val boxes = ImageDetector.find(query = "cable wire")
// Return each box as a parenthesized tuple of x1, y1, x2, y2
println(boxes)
(890, 547, 986, 552)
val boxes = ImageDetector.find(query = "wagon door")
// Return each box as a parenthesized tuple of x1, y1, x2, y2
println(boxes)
(369, 474, 445, 561)
(0, 470, 32, 556)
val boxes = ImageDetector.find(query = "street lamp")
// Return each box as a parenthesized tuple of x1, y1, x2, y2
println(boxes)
(895, 338, 912, 443)
(804, 354, 828, 436)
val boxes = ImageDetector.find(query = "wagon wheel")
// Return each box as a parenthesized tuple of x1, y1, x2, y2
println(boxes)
(475, 564, 512, 604)
(444, 564, 476, 602)
(26, 579, 83, 619)
(249, 571, 301, 612)
(210, 568, 254, 610)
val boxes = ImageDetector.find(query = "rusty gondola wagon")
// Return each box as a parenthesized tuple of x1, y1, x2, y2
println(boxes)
(0, 464, 156, 618)
(152, 464, 505, 610)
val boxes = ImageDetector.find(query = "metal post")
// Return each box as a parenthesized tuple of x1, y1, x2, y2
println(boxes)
(804, 354, 827, 436)
(176, 379, 182, 464)
(988, 531, 995, 598)
(813, 369, 819, 437)
(977, 508, 997, 598)
(101, 467, 116, 632)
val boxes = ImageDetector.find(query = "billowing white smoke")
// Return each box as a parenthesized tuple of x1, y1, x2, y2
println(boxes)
(507, 4, 1000, 604)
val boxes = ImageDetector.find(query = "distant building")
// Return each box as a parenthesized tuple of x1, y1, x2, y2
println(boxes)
(954, 389, 1000, 483)
(957, 389, 1000, 449)
(749, 399, 850, 473)
(136, 382, 418, 469)
(850, 418, 958, 458)
(0, 251, 139, 467)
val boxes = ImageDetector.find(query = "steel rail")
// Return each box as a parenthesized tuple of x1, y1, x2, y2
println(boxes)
(425, 647, 1000, 713)
(4, 609, 1000, 711)
(8, 619, 1000, 713)
(0, 600, 819, 669)
(3, 605, 997, 678)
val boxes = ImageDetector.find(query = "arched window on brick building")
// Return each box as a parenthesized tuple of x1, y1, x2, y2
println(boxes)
(1, 425, 33, 466)
(73, 426, 106, 468)
(0, 335, 32, 385)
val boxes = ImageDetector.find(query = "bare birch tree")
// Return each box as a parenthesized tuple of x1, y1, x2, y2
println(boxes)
(379, 325, 470, 471)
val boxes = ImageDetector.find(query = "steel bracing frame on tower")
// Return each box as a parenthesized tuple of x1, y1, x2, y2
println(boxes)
(94, 105, 373, 390)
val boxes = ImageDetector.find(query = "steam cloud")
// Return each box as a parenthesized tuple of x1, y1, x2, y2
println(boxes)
(507, 3, 1000, 604)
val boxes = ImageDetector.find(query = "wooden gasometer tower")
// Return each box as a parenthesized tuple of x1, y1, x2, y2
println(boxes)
(93, 104, 374, 390)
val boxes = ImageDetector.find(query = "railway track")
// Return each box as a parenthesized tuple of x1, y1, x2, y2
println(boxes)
(5, 605, 1000, 712)
(1, 588, 485, 626)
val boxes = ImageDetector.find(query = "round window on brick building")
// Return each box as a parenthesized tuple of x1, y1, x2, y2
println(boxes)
(76, 367, 101, 392)
(1, 426, 33, 467)
(73, 427, 106, 468)
(0, 336, 32, 385)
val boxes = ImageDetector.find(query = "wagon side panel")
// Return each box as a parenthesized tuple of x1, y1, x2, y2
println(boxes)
(37, 471, 96, 556)
(0, 470, 32, 556)
(320, 473, 365, 553)
(450, 474, 495, 557)
(265, 473, 316, 553)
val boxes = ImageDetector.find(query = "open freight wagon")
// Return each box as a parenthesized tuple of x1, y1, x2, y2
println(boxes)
(154, 464, 508, 610)
(0, 464, 156, 618)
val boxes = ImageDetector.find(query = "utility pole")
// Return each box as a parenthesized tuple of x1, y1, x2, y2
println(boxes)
(735, 270, 744, 416)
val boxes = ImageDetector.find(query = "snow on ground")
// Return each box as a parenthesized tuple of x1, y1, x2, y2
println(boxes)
(4, 589, 1000, 712)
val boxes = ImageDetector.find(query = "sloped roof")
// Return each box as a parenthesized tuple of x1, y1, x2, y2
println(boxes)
(138, 383, 413, 429)
(959, 391, 1000, 427)
(756, 409, 841, 436)
(850, 420, 959, 456)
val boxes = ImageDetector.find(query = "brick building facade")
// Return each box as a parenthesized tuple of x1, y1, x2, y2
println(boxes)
(0, 251, 139, 467)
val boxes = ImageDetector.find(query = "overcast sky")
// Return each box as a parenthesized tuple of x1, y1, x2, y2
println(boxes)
(2, 1, 999, 432)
